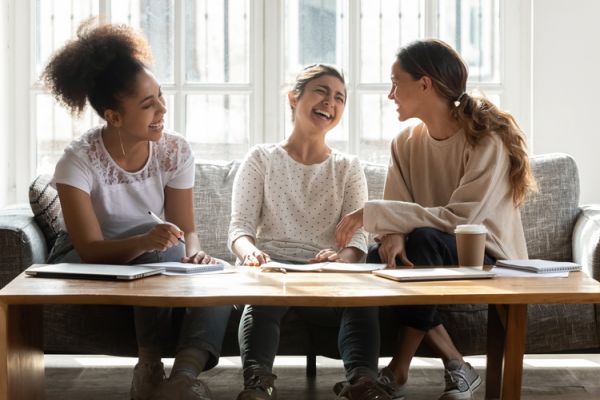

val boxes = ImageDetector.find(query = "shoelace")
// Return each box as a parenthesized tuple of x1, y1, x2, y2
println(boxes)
(245, 374, 275, 393)
(380, 378, 400, 396)
(361, 381, 389, 400)
(341, 380, 388, 400)
(444, 369, 468, 392)
(188, 378, 212, 396)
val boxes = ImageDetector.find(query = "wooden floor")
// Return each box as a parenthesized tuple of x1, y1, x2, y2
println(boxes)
(45, 355, 600, 400)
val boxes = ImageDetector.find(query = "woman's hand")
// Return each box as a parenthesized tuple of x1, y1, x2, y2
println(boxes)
(181, 251, 217, 264)
(335, 208, 364, 248)
(310, 249, 343, 263)
(310, 247, 363, 263)
(242, 249, 271, 266)
(140, 223, 184, 252)
(379, 234, 413, 269)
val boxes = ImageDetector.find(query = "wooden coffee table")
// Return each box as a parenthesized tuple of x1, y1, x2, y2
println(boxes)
(2, 268, 600, 400)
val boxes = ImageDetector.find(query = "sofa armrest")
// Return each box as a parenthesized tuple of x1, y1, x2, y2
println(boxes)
(573, 204, 600, 281)
(0, 204, 48, 288)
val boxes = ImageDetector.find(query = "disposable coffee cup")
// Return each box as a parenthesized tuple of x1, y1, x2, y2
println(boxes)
(454, 224, 488, 267)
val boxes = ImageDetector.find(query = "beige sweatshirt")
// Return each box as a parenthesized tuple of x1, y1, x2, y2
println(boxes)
(363, 124, 528, 260)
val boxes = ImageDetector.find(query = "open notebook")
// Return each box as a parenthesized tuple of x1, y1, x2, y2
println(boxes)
(373, 267, 495, 282)
(260, 261, 385, 273)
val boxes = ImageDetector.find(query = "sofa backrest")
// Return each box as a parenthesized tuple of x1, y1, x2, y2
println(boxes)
(521, 153, 580, 261)
(194, 153, 580, 263)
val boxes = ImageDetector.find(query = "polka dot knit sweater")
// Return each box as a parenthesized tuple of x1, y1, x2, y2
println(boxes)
(228, 144, 368, 263)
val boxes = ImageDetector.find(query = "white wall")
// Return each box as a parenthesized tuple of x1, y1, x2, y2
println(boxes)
(532, 0, 600, 204)
(0, 1, 13, 208)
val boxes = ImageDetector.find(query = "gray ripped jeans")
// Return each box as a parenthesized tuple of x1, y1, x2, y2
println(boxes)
(48, 223, 231, 370)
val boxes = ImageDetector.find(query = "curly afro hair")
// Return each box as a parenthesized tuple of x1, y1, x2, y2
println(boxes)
(41, 19, 154, 117)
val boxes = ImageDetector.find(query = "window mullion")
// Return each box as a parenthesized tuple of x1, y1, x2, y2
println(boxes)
(99, 0, 110, 23)
(424, 0, 438, 37)
(347, 0, 360, 155)
(15, 0, 33, 202)
(263, 0, 281, 144)
(174, 0, 185, 136)
(251, 0, 264, 147)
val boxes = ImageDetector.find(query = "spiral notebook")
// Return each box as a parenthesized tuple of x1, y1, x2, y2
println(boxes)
(495, 259, 582, 273)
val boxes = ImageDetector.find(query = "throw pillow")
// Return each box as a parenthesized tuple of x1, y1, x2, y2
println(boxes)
(29, 175, 63, 249)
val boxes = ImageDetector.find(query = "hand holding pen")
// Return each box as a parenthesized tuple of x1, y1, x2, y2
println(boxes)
(148, 210, 186, 245)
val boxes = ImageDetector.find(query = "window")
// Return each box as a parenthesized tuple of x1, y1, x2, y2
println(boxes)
(32, 0, 502, 174)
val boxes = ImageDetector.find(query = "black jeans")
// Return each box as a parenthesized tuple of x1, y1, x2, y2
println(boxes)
(367, 227, 495, 331)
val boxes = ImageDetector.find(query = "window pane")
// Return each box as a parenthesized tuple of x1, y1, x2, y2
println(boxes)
(357, 94, 417, 164)
(111, 0, 175, 83)
(36, 94, 99, 175)
(35, 0, 99, 78)
(185, 0, 250, 83)
(185, 94, 249, 160)
(164, 94, 175, 132)
(360, 0, 424, 83)
(284, 0, 348, 83)
(438, 0, 500, 83)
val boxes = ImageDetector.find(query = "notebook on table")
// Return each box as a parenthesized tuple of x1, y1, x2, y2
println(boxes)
(495, 259, 582, 273)
(373, 267, 496, 282)
(25, 263, 164, 281)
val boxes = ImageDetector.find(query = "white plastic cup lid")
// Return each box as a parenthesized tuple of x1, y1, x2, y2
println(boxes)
(454, 224, 487, 234)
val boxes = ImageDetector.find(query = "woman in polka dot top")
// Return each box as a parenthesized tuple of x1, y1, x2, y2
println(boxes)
(228, 64, 391, 400)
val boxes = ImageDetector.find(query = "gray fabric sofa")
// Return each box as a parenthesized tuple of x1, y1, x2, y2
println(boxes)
(1, 153, 599, 368)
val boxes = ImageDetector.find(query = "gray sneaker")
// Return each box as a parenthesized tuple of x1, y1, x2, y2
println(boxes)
(236, 368, 278, 400)
(438, 360, 481, 400)
(151, 374, 213, 400)
(376, 367, 406, 400)
(336, 376, 392, 400)
(130, 362, 166, 400)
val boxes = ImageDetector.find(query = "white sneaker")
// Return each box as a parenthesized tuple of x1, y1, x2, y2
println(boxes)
(130, 362, 166, 400)
(151, 374, 214, 400)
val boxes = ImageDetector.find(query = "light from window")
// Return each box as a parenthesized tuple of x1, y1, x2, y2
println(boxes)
(34, 0, 502, 175)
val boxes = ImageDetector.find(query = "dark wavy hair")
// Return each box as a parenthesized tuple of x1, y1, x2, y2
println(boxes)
(397, 39, 537, 205)
(41, 20, 153, 118)
(289, 64, 346, 121)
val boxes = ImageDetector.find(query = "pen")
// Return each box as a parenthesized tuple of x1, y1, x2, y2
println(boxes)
(147, 211, 186, 244)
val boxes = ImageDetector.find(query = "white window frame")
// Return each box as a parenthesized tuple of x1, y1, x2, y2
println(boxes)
(7, 0, 531, 205)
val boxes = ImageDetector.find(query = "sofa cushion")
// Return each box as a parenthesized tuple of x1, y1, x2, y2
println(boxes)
(29, 175, 63, 249)
(521, 154, 580, 261)
(194, 161, 241, 263)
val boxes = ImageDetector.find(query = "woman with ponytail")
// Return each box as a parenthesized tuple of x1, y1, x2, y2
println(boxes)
(335, 39, 536, 400)
(43, 22, 230, 400)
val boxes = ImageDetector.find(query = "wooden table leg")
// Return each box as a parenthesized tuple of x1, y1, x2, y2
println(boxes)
(486, 304, 506, 399)
(0, 303, 45, 400)
(501, 304, 527, 400)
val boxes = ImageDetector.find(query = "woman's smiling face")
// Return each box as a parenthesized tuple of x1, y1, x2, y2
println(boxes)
(115, 69, 167, 142)
(289, 74, 346, 133)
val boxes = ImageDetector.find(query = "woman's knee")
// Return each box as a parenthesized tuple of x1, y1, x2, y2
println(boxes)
(406, 227, 447, 247)
(405, 228, 456, 265)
